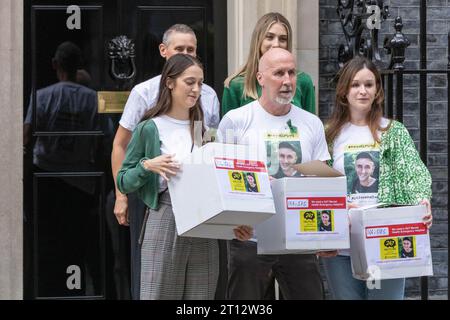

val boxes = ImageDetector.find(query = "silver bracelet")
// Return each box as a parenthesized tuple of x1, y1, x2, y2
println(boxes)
(140, 158, 150, 172)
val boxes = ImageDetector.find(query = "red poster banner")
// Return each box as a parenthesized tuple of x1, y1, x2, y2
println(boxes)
(286, 197, 347, 210)
(365, 223, 428, 239)
(215, 158, 267, 173)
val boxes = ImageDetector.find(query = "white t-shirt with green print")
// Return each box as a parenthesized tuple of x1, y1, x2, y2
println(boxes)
(332, 118, 389, 255)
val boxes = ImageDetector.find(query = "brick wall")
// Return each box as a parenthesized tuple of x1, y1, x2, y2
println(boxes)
(318, 0, 449, 299)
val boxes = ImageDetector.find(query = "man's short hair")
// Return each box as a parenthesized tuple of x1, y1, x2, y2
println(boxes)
(402, 237, 412, 243)
(321, 210, 331, 217)
(355, 151, 375, 163)
(162, 24, 196, 46)
(53, 42, 82, 76)
(279, 141, 300, 155)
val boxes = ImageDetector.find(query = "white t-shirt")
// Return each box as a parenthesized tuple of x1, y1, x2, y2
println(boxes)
(332, 117, 389, 255)
(120, 75, 220, 131)
(153, 115, 199, 191)
(218, 100, 330, 166)
(218, 100, 330, 241)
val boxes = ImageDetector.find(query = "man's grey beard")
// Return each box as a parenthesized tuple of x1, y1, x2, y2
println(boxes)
(275, 94, 293, 105)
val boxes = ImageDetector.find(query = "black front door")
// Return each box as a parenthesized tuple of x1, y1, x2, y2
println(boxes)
(24, 0, 227, 299)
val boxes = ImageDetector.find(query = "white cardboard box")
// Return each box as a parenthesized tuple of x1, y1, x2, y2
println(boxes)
(256, 161, 350, 254)
(168, 142, 276, 239)
(350, 204, 433, 280)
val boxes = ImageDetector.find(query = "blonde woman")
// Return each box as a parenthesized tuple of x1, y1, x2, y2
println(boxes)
(221, 12, 315, 116)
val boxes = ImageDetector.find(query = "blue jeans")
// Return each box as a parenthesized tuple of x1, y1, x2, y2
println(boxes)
(322, 255, 405, 300)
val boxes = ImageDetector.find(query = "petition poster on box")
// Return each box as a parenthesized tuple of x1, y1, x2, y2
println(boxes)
(214, 158, 273, 200)
(285, 194, 348, 241)
(364, 222, 431, 269)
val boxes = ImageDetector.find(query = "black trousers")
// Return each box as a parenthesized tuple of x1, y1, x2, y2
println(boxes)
(105, 191, 131, 299)
(127, 192, 147, 300)
(227, 240, 324, 300)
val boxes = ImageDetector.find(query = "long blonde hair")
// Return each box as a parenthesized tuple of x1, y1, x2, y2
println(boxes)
(325, 56, 388, 145)
(224, 12, 292, 100)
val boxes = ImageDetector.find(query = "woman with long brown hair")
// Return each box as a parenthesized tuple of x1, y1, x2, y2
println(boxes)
(117, 54, 252, 299)
(323, 56, 433, 300)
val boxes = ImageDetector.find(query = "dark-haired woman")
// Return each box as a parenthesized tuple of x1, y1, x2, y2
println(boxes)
(117, 54, 252, 300)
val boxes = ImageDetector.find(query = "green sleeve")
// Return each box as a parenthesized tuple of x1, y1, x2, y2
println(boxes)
(383, 121, 432, 203)
(221, 77, 245, 117)
(117, 120, 160, 194)
(297, 72, 316, 114)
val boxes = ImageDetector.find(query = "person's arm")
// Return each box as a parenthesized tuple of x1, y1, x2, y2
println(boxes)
(297, 72, 316, 114)
(116, 123, 152, 194)
(111, 86, 152, 225)
(210, 90, 221, 128)
(217, 114, 237, 144)
(117, 121, 179, 194)
(23, 96, 34, 147)
(387, 121, 432, 203)
(233, 225, 253, 241)
(420, 199, 432, 228)
(312, 118, 331, 162)
(221, 78, 243, 118)
(23, 124, 31, 147)
(384, 121, 433, 227)
(111, 125, 132, 225)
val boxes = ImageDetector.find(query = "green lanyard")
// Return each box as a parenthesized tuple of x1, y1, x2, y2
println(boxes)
(286, 119, 298, 135)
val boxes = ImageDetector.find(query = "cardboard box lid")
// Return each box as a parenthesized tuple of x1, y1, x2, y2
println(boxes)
(351, 203, 424, 212)
(293, 160, 344, 177)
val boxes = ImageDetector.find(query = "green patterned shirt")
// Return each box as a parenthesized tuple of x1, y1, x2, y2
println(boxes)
(329, 120, 432, 205)
(377, 120, 432, 204)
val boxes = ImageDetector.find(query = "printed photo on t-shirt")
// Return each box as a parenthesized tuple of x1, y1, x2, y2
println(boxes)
(344, 143, 380, 205)
(265, 131, 302, 179)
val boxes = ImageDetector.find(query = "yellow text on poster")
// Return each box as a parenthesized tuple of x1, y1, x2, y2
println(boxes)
(228, 171, 246, 192)
(380, 237, 399, 260)
(300, 210, 318, 232)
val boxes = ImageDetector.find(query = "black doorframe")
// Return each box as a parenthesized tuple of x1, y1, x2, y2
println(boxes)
(23, 0, 228, 299)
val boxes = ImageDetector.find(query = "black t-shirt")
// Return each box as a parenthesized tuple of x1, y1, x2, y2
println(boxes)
(401, 249, 414, 258)
(272, 169, 302, 179)
(319, 223, 332, 232)
(352, 178, 378, 193)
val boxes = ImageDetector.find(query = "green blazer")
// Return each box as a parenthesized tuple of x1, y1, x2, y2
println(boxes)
(117, 119, 162, 209)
